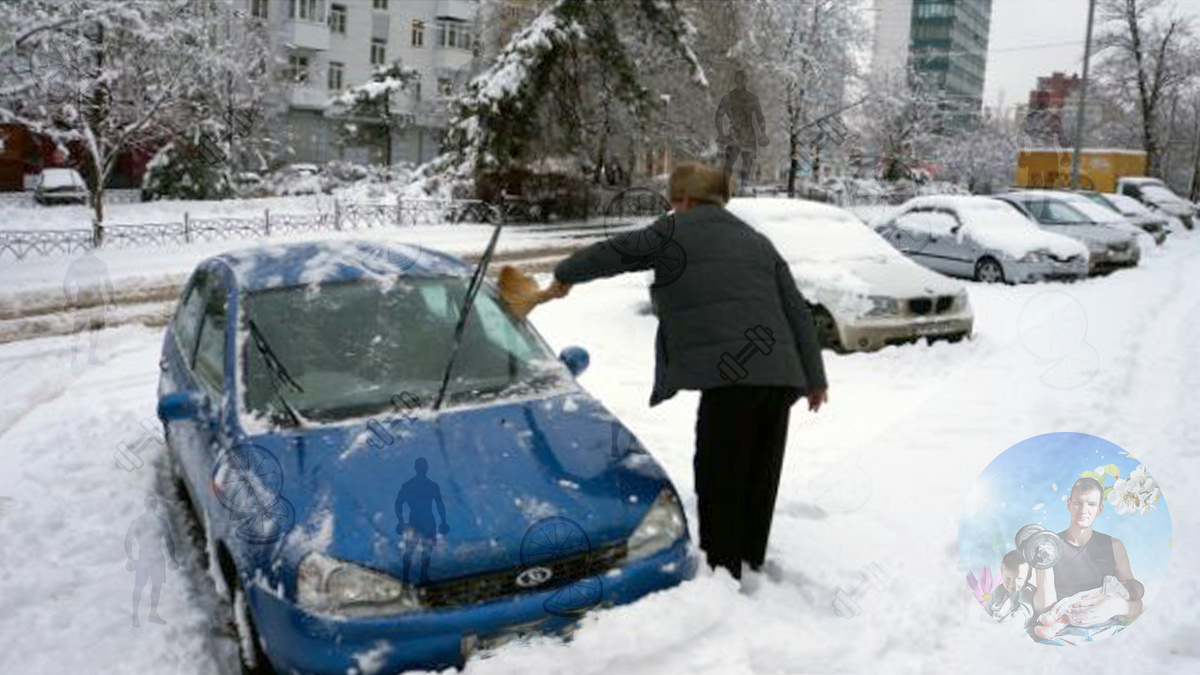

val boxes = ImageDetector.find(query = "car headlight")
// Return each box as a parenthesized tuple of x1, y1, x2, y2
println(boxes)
(626, 489, 686, 562)
(865, 296, 899, 317)
(297, 552, 421, 615)
(1019, 250, 1049, 263)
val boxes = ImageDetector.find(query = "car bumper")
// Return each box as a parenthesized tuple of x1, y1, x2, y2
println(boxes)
(839, 312, 974, 351)
(249, 539, 695, 675)
(1004, 258, 1089, 283)
(35, 192, 88, 205)
(1089, 249, 1140, 274)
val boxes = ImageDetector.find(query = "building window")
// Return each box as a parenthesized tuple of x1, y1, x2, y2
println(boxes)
(287, 54, 310, 84)
(437, 76, 453, 97)
(410, 75, 421, 101)
(437, 20, 474, 50)
(329, 4, 346, 33)
(373, 0, 388, 10)
(371, 38, 386, 66)
(250, 0, 268, 19)
(328, 61, 344, 91)
(412, 20, 425, 47)
(289, 0, 325, 21)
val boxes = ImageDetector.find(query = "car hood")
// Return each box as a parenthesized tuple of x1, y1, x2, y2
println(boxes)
(958, 223, 1088, 260)
(795, 255, 964, 318)
(263, 392, 671, 581)
(1142, 195, 1193, 216)
(1039, 224, 1136, 249)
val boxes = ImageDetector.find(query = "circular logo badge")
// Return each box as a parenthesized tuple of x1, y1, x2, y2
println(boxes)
(602, 188, 676, 259)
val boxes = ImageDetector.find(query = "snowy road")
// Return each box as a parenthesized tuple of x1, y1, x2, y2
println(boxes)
(1, 233, 1198, 674)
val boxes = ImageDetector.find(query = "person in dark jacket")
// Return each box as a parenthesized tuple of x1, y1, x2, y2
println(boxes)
(541, 162, 828, 581)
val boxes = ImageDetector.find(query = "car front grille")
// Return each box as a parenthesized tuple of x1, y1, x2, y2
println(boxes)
(908, 297, 955, 315)
(418, 542, 627, 609)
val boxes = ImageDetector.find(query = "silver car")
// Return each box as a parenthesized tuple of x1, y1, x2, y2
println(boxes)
(876, 196, 1089, 284)
(994, 191, 1139, 275)
(33, 167, 90, 206)
(1081, 192, 1169, 245)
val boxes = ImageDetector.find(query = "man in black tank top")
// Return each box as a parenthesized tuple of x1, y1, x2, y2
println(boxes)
(1033, 477, 1143, 627)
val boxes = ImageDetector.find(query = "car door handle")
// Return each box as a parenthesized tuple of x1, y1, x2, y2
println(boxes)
(159, 357, 169, 372)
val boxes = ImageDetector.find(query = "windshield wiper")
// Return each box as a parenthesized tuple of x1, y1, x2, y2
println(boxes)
(249, 319, 306, 428)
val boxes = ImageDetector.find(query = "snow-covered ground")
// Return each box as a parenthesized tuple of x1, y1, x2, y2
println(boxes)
(0, 228, 1198, 674)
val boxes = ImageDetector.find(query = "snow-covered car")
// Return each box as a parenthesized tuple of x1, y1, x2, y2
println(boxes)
(726, 198, 974, 353)
(993, 191, 1139, 275)
(1051, 192, 1156, 255)
(1117, 177, 1195, 230)
(1082, 192, 1170, 245)
(156, 241, 693, 674)
(876, 196, 1089, 284)
(232, 172, 267, 198)
(33, 167, 89, 205)
(271, 163, 327, 195)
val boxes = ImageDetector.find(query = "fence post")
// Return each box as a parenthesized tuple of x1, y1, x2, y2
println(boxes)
(334, 199, 341, 231)
(183, 211, 190, 244)
(264, 208, 271, 237)
(395, 199, 402, 227)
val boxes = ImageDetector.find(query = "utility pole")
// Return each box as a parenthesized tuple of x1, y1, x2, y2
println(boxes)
(1071, 0, 1097, 189)
(1190, 93, 1200, 202)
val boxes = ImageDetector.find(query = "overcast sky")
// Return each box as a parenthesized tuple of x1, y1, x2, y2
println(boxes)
(984, 0, 1200, 112)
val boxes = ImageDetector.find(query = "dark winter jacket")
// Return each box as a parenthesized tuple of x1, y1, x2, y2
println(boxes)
(554, 203, 827, 406)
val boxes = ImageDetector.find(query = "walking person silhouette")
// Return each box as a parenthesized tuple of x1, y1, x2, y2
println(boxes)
(124, 494, 179, 627)
(715, 70, 769, 194)
(63, 248, 116, 369)
(395, 458, 449, 585)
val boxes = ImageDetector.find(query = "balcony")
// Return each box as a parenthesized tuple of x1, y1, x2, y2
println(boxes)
(436, 0, 478, 22)
(289, 86, 333, 110)
(283, 19, 331, 51)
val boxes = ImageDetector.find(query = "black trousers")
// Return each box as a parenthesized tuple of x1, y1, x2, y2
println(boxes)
(693, 385, 797, 580)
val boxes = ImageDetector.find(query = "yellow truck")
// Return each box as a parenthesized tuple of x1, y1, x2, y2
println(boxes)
(1015, 148, 1148, 193)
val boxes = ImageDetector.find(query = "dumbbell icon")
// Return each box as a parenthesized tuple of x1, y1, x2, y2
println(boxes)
(832, 562, 890, 618)
(114, 419, 166, 471)
(1014, 524, 1064, 570)
(717, 325, 775, 382)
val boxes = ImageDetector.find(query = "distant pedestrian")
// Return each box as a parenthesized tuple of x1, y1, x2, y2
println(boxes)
(716, 70, 769, 194)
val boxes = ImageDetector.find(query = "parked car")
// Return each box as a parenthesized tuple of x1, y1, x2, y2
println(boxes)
(1117, 176, 1195, 230)
(33, 167, 89, 205)
(993, 190, 1139, 274)
(157, 241, 693, 674)
(1051, 192, 1156, 254)
(726, 198, 974, 353)
(874, 195, 1089, 284)
(271, 163, 327, 196)
(1080, 192, 1169, 245)
(232, 172, 268, 198)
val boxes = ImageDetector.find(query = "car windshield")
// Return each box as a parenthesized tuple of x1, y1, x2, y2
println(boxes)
(1062, 197, 1123, 223)
(961, 203, 1041, 230)
(1083, 193, 1122, 214)
(1106, 193, 1154, 217)
(242, 277, 565, 424)
(1028, 198, 1093, 225)
(40, 169, 84, 190)
(1142, 185, 1184, 205)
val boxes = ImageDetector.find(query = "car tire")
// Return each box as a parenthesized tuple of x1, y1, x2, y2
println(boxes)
(811, 307, 846, 353)
(974, 257, 1006, 284)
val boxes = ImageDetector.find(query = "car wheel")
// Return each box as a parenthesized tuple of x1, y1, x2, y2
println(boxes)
(974, 257, 1005, 284)
(231, 584, 274, 675)
(811, 307, 846, 353)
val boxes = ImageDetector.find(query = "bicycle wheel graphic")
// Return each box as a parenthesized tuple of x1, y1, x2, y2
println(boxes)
(521, 517, 591, 567)
(235, 496, 295, 545)
(603, 188, 675, 259)
(213, 443, 283, 517)
(649, 241, 687, 288)
(543, 575, 603, 617)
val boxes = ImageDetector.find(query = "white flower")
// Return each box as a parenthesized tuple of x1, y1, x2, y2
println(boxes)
(1107, 478, 1142, 516)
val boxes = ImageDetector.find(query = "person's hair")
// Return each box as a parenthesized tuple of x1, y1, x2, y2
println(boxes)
(1000, 549, 1027, 574)
(1069, 476, 1104, 502)
(668, 162, 731, 206)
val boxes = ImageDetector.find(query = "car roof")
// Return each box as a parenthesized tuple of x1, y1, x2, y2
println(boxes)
(900, 195, 1008, 210)
(210, 240, 474, 292)
(727, 197, 860, 223)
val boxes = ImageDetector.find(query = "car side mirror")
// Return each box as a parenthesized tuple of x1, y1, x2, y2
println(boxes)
(559, 346, 590, 377)
(950, 224, 962, 234)
(157, 390, 205, 421)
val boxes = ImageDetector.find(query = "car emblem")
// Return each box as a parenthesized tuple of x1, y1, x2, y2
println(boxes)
(515, 566, 554, 588)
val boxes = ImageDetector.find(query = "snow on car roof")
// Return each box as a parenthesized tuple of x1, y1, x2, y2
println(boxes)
(214, 240, 472, 292)
(726, 198, 898, 263)
(38, 168, 86, 189)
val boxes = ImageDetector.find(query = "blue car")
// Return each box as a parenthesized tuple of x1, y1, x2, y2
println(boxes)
(156, 240, 694, 674)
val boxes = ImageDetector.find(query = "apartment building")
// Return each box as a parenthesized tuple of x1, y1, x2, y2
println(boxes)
(251, 0, 481, 166)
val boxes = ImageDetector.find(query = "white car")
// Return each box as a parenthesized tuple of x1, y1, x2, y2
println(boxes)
(726, 198, 974, 353)
(1053, 192, 1155, 256)
(33, 167, 90, 205)
(875, 196, 1090, 284)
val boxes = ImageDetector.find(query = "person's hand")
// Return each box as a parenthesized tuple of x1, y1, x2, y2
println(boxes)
(125, 559, 136, 571)
(807, 387, 828, 412)
(1072, 594, 1127, 626)
(438, 522, 450, 535)
(542, 279, 572, 301)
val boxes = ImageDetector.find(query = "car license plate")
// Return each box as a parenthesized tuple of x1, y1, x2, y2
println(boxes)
(915, 321, 954, 336)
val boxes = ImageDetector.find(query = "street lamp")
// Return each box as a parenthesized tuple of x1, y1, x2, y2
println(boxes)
(1071, 0, 1097, 189)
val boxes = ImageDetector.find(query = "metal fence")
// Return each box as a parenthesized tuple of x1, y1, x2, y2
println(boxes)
(0, 198, 536, 263)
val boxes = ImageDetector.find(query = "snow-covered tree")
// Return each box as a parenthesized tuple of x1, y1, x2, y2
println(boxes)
(933, 110, 1019, 194)
(853, 65, 948, 180)
(330, 61, 420, 168)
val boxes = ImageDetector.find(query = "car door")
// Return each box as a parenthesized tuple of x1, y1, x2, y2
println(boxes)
(922, 209, 973, 277)
(888, 209, 954, 276)
(188, 268, 237, 524)
(161, 270, 210, 492)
